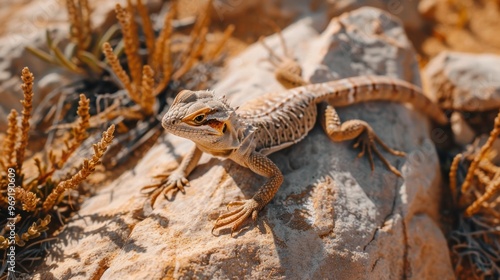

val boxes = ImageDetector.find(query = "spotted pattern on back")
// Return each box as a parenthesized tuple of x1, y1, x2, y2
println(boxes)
(235, 75, 448, 154)
(237, 89, 317, 155)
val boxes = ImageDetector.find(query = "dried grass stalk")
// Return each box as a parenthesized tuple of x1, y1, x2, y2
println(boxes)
(173, 26, 208, 80)
(15, 215, 51, 247)
(2, 109, 18, 168)
(450, 153, 462, 205)
(56, 94, 90, 168)
(204, 24, 234, 62)
(66, 0, 81, 46)
(479, 158, 500, 174)
(102, 42, 138, 103)
(157, 7, 174, 92)
(474, 168, 492, 186)
(16, 67, 34, 173)
(33, 156, 46, 180)
(151, 2, 175, 74)
(136, 0, 155, 56)
(42, 125, 115, 212)
(182, 0, 211, 62)
(75, 94, 90, 136)
(115, 3, 142, 87)
(153, 34, 172, 95)
(140, 65, 155, 115)
(80, 0, 92, 43)
(14, 187, 40, 212)
(461, 112, 500, 194)
(126, 0, 140, 56)
(66, 0, 91, 51)
(37, 94, 91, 185)
(465, 172, 500, 216)
(153, 13, 173, 96)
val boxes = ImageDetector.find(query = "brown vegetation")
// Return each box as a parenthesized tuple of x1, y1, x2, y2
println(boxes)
(449, 111, 500, 279)
(0, 68, 114, 275)
(103, 0, 234, 117)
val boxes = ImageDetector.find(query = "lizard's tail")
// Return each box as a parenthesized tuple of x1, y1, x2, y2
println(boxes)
(314, 76, 448, 125)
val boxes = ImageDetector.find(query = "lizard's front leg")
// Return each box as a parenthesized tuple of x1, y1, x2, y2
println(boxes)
(319, 102, 405, 177)
(213, 151, 284, 234)
(141, 145, 203, 206)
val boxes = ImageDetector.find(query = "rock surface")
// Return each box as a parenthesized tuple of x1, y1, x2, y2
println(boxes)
(423, 51, 500, 145)
(33, 7, 454, 279)
(424, 51, 500, 112)
(209, 0, 425, 42)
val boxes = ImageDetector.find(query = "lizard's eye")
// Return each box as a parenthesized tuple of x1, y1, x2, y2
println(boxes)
(194, 114, 205, 123)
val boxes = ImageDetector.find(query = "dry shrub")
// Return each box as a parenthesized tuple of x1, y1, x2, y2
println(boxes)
(102, 0, 234, 117)
(0, 67, 115, 277)
(449, 110, 500, 279)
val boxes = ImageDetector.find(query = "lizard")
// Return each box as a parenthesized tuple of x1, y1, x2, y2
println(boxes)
(142, 36, 449, 235)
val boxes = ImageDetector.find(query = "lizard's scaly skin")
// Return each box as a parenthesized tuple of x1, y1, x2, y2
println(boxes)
(239, 76, 447, 155)
(156, 76, 447, 234)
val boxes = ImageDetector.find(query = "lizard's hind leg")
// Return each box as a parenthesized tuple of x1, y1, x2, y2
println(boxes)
(319, 102, 405, 177)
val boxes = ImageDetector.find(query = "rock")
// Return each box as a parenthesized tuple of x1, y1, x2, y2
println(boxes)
(209, 0, 425, 42)
(304, 7, 423, 83)
(423, 51, 500, 144)
(327, 0, 424, 30)
(450, 112, 476, 146)
(32, 7, 453, 279)
(209, 0, 326, 42)
(423, 51, 500, 112)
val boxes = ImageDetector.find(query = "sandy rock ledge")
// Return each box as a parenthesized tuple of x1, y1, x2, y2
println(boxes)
(424, 51, 500, 146)
(33, 8, 453, 280)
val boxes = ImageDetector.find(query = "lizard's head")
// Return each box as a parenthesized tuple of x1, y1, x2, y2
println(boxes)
(162, 90, 245, 152)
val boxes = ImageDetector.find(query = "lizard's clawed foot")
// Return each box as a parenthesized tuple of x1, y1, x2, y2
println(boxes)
(212, 199, 260, 236)
(353, 128, 406, 177)
(141, 172, 189, 206)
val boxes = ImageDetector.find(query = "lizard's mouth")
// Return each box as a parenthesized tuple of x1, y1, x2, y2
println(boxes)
(205, 119, 226, 135)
